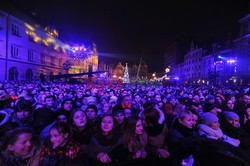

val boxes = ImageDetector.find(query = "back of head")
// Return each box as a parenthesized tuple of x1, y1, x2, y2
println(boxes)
(142, 107, 159, 126)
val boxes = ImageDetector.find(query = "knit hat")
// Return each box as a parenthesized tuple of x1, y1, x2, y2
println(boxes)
(112, 109, 125, 116)
(206, 95, 215, 100)
(216, 94, 225, 101)
(86, 104, 98, 113)
(110, 96, 118, 102)
(200, 112, 218, 125)
(100, 96, 108, 102)
(223, 111, 239, 120)
(187, 101, 199, 108)
(87, 96, 96, 103)
(0, 110, 9, 126)
(203, 103, 217, 112)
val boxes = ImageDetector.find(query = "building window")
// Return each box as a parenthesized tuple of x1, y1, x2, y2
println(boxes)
(59, 59, 62, 67)
(11, 24, 20, 36)
(40, 54, 45, 64)
(9, 67, 18, 81)
(11, 45, 19, 58)
(28, 49, 34, 62)
(51, 56, 55, 66)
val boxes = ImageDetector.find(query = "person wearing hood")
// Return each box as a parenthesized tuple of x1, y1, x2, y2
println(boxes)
(142, 106, 170, 159)
(11, 99, 33, 129)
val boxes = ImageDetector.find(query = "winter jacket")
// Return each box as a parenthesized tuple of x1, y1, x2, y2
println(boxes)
(0, 145, 41, 166)
(198, 124, 240, 147)
(39, 140, 81, 166)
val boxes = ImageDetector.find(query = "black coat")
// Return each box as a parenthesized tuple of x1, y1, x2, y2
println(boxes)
(32, 107, 55, 135)
(220, 118, 240, 139)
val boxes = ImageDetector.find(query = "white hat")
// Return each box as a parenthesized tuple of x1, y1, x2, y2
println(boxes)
(87, 96, 96, 103)
(110, 96, 118, 102)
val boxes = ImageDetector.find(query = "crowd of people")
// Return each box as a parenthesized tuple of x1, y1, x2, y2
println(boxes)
(0, 80, 249, 166)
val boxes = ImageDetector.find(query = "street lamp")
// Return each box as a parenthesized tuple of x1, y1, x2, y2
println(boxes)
(165, 67, 170, 73)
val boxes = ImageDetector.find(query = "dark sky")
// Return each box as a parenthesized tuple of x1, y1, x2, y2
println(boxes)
(4, 0, 250, 72)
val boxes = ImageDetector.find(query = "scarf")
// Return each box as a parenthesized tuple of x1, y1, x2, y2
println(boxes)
(174, 120, 195, 138)
(198, 124, 223, 139)
(122, 103, 132, 109)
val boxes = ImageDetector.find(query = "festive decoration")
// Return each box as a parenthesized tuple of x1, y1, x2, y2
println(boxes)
(123, 63, 130, 83)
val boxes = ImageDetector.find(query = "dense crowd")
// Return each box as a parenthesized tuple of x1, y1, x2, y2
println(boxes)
(0, 80, 249, 166)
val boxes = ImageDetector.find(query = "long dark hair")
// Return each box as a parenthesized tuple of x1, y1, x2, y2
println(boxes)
(94, 114, 120, 146)
(49, 123, 72, 146)
(221, 98, 234, 111)
(142, 107, 160, 127)
(123, 116, 147, 152)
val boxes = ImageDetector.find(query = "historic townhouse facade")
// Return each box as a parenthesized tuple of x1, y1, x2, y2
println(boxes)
(169, 13, 250, 85)
(183, 41, 202, 81)
(0, 9, 98, 81)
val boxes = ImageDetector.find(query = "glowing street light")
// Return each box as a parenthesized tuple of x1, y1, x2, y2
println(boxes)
(165, 67, 170, 73)
(227, 59, 237, 63)
(173, 76, 179, 80)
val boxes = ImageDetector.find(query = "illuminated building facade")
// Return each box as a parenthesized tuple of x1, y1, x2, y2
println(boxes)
(170, 13, 250, 85)
(183, 41, 202, 81)
(0, 9, 98, 81)
(233, 13, 250, 84)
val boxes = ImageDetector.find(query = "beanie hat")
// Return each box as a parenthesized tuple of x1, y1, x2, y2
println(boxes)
(15, 100, 33, 113)
(110, 96, 118, 102)
(112, 109, 125, 116)
(200, 112, 218, 125)
(86, 104, 98, 113)
(223, 111, 239, 120)
(203, 103, 217, 112)
(100, 96, 108, 102)
(207, 95, 215, 100)
(87, 96, 96, 103)
(0, 110, 9, 126)
(187, 101, 199, 108)
(216, 94, 225, 101)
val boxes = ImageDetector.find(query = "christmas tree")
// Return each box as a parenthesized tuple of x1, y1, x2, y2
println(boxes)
(123, 63, 130, 83)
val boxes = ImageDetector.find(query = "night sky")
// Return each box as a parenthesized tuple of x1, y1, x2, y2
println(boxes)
(2, 0, 250, 72)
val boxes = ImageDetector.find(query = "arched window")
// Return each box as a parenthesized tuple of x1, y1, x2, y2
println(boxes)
(9, 67, 18, 81)
(26, 69, 33, 81)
